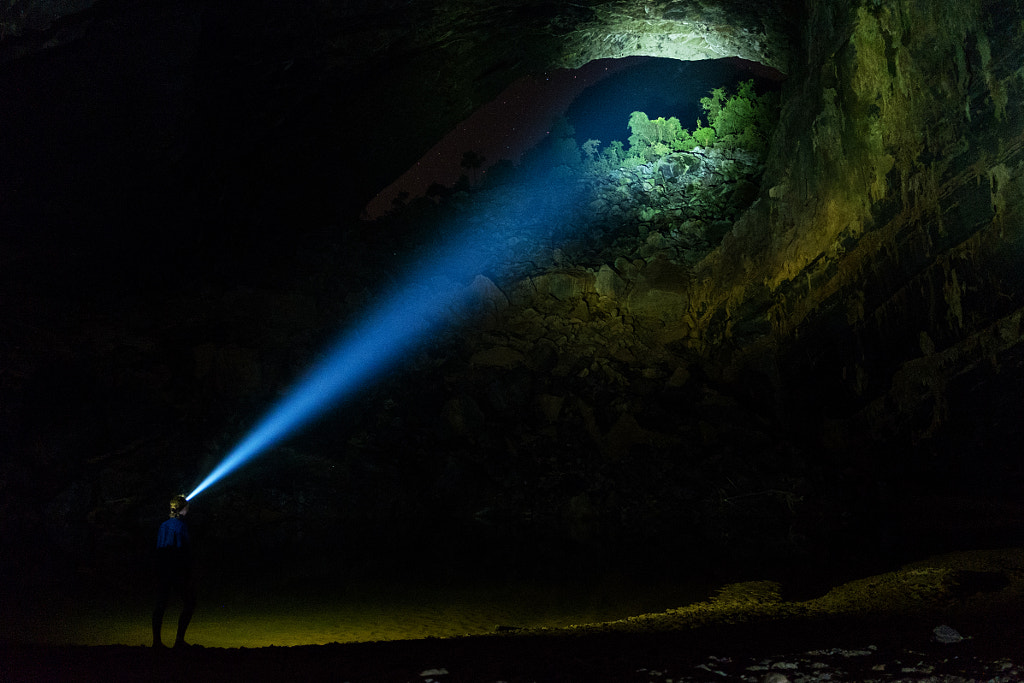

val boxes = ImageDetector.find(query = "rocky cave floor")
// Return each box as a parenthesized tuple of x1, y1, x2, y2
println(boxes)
(4, 548, 1022, 683)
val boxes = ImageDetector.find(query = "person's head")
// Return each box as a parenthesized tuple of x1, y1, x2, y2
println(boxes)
(169, 494, 189, 519)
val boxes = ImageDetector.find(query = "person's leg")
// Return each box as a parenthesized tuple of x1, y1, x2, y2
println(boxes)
(152, 579, 171, 648)
(173, 575, 196, 647)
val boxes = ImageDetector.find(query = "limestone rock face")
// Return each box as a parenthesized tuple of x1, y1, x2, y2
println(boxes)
(0, 0, 95, 35)
(686, 0, 1024, 459)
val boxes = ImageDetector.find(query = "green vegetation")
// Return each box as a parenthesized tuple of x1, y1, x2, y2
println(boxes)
(401, 79, 779, 213)
(625, 80, 777, 162)
(580, 80, 779, 172)
(696, 79, 779, 153)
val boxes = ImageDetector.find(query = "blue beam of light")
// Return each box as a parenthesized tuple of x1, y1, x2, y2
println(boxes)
(187, 172, 585, 501)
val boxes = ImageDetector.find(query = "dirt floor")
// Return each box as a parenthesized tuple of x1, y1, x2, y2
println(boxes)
(3, 548, 1022, 682)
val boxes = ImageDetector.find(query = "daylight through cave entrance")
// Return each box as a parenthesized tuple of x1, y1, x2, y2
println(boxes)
(366, 56, 783, 220)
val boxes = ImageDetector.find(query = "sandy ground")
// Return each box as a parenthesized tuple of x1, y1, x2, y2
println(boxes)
(3, 548, 1022, 682)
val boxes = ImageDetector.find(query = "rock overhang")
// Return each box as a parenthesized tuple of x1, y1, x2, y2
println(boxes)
(368, 0, 794, 215)
(403, 0, 793, 110)
(549, 2, 791, 72)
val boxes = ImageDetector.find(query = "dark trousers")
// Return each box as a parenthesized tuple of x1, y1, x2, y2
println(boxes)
(152, 564, 196, 647)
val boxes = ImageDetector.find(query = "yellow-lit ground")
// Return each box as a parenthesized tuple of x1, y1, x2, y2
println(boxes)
(573, 547, 1024, 633)
(8, 572, 710, 648)
(3, 548, 1022, 682)
(8, 548, 1024, 648)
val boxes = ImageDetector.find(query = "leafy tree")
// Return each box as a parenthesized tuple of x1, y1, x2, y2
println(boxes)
(653, 116, 684, 147)
(700, 87, 728, 128)
(581, 138, 601, 161)
(673, 127, 697, 151)
(699, 80, 778, 154)
(621, 154, 646, 169)
(628, 111, 691, 160)
(662, 116, 688, 150)
(601, 140, 625, 168)
(692, 119, 717, 147)
(621, 80, 778, 161)
(627, 111, 656, 151)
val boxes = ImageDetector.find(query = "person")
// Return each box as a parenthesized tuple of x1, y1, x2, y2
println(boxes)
(152, 494, 196, 649)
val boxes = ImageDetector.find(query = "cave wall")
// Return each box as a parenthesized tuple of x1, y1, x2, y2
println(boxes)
(681, 0, 1024, 467)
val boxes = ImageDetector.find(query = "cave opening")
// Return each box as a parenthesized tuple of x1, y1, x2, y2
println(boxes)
(564, 56, 783, 152)
(367, 56, 784, 221)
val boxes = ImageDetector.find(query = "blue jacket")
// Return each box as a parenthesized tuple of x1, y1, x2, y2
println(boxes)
(157, 517, 190, 549)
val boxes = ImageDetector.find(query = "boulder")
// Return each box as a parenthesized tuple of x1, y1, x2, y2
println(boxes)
(533, 269, 596, 302)
(595, 264, 628, 300)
